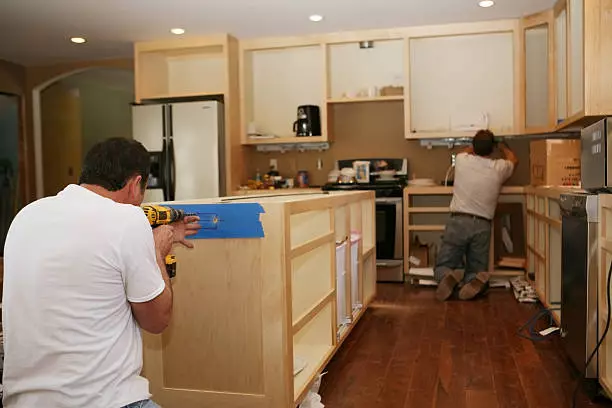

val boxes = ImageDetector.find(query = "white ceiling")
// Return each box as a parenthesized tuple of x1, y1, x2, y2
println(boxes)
(0, 0, 555, 66)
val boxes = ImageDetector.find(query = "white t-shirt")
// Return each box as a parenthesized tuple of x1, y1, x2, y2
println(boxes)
(450, 152, 515, 220)
(2, 184, 166, 408)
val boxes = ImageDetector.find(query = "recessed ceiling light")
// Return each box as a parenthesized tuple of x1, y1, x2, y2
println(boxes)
(170, 28, 186, 35)
(309, 14, 323, 22)
(478, 0, 495, 7)
(70, 37, 86, 44)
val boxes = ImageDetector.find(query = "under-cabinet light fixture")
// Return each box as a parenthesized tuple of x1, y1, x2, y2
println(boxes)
(359, 41, 374, 49)
(478, 0, 495, 7)
(70, 37, 86, 44)
(170, 28, 186, 35)
(309, 15, 323, 22)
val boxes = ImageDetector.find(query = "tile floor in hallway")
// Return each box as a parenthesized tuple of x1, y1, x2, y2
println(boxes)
(319, 283, 612, 408)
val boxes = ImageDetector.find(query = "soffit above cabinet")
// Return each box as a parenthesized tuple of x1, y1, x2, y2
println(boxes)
(0, 0, 554, 65)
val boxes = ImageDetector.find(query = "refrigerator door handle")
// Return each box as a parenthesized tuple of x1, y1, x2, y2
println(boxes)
(161, 137, 169, 202)
(168, 137, 176, 201)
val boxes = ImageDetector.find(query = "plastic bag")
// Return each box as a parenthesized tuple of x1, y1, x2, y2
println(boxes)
(299, 372, 327, 408)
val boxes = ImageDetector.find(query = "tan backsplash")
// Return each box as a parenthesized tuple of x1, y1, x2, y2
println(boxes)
(244, 101, 531, 186)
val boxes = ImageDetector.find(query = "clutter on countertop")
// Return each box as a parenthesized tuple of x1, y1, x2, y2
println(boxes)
(240, 167, 316, 191)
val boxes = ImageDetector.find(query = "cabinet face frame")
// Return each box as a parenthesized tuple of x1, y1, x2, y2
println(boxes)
(599, 194, 612, 397)
(520, 9, 556, 134)
(554, 0, 569, 125)
(404, 19, 521, 140)
(239, 20, 521, 143)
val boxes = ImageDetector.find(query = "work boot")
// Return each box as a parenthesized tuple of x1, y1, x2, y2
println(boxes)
(458, 272, 491, 300)
(435, 270, 465, 301)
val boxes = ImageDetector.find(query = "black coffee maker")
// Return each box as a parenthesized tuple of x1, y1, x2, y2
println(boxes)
(293, 105, 321, 137)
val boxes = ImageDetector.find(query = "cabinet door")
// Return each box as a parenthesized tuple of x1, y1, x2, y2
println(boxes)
(568, 0, 584, 116)
(522, 13, 553, 132)
(555, 6, 568, 124)
(408, 32, 515, 136)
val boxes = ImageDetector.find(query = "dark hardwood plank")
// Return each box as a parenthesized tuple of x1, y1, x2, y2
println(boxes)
(319, 284, 612, 408)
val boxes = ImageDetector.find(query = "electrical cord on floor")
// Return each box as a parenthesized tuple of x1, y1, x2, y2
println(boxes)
(571, 260, 612, 408)
(516, 307, 559, 342)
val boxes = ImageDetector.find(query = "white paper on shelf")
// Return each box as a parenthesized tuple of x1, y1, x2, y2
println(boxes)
(293, 356, 308, 376)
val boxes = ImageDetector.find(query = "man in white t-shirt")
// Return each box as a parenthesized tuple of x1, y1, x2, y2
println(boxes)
(435, 130, 518, 301)
(2, 138, 200, 408)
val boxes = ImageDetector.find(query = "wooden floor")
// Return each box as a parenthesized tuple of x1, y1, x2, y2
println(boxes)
(319, 283, 612, 408)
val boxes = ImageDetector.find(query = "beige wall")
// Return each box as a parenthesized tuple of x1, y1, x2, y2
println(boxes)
(40, 82, 82, 196)
(244, 101, 531, 186)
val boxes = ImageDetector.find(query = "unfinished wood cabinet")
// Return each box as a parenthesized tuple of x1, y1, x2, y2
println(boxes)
(406, 21, 519, 139)
(525, 186, 578, 324)
(554, 0, 612, 129)
(520, 10, 555, 133)
(403, 186, 526, 282)
(555, 2, 569, 124)
(327, 39, 405, 103)
(568, 0, 585, 118)
(134, 35, 236, 101)
(142, 191, 376, 408)
(240, 42, 327, 145)
(599, 194, 612, 397)
(133, 34, 244, 193)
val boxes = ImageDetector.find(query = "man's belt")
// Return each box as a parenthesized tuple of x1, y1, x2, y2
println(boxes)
(450, 212, 491, 222)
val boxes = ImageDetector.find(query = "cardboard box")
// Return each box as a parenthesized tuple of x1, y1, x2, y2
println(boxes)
(530, 139, 581, 186)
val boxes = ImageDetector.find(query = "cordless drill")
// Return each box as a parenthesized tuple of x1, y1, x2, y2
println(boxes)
(142, 205, 186, 278)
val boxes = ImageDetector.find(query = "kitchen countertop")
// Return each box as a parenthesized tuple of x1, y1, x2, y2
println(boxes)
(404, 186, 526, 195)
(523, 185, 585, 199)
(231, 187, 322, 196)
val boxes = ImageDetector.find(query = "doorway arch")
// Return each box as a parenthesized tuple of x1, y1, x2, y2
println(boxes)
(32, 66, 133, 198)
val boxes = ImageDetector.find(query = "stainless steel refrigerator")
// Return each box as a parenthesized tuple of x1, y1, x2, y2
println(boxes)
(132, 100, 225, 203)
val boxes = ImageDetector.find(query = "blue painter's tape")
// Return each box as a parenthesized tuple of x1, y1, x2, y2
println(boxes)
(165, 203, 265, 239)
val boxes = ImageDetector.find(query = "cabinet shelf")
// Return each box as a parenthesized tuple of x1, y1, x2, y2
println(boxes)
(327, 95, 404, 104)
(244, 136, 327, 145)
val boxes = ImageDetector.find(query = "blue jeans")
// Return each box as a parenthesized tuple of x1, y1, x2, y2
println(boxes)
(123, 400, 160, 408)
(434, 214, 491, 284)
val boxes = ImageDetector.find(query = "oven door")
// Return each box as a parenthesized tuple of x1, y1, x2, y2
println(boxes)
(375, 197, 404, 282)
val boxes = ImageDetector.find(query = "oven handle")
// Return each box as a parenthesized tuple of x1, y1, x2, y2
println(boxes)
(375, 197, 403, 204)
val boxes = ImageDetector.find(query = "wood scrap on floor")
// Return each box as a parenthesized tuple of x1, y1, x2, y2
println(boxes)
(509, 276, 538, 303)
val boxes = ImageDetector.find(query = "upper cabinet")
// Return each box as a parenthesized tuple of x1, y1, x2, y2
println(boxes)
(568, 0, 584, 117)
(240, 43, 327, 145)
(134, 35, 235, 101)
(520, 10, 554, 133)
(555, 4, 568, 124)
(327, 39, 405, 103)
(554, 0, 612, 128)
(133, 34, 245, 194)
(407, 24, 518, 139)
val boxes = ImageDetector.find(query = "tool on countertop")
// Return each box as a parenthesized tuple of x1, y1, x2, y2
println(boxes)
(142, 204, 192, 278)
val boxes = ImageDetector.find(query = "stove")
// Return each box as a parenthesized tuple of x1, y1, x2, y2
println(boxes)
(321, 180, 406, 197)
(321, 158, 408, 197)
(323, 158, 408, 283)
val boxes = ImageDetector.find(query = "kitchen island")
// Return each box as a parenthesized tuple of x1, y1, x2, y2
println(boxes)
(141, 190, 376, 408)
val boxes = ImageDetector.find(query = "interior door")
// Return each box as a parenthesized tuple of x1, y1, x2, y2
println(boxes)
(132, 104, 165, 203)
(170, 101, 222, 200)
(41, 83, 82, 197)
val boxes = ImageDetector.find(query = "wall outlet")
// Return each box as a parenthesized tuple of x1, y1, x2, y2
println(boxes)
(269, 159, 278, 171)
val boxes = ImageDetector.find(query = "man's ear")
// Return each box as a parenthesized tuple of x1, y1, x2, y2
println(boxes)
(127, 175, 143, 197)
